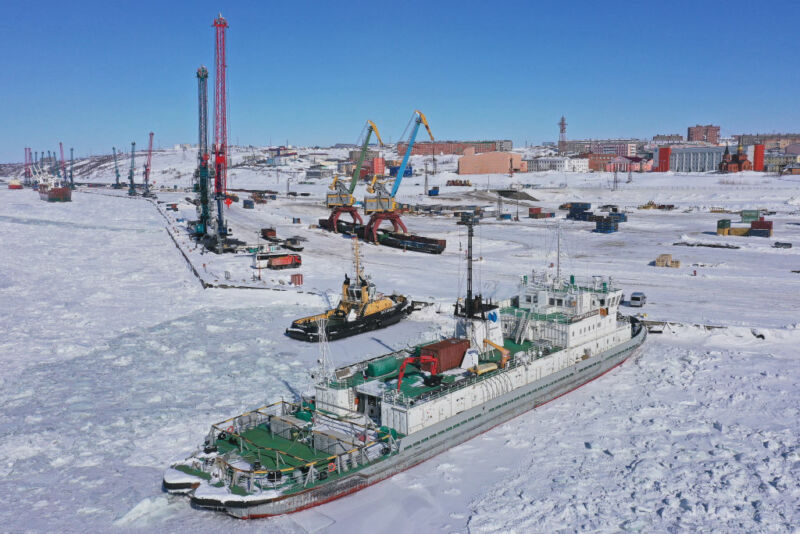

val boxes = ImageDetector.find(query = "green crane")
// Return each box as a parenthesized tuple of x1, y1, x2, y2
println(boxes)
(324, 120, 383, 230)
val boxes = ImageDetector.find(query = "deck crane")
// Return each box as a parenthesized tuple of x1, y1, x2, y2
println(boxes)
(69, 148, 75, 190)
(363, 110, 433, 243)
(142, 132, 154, 197)
(127, 141, 137, 196)
(324, 120, 383, 231)
(112, 147, 122, 188)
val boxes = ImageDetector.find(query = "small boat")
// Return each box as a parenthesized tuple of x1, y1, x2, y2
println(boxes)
(285, 238, 411, 341)
(8, 179, 23, 190)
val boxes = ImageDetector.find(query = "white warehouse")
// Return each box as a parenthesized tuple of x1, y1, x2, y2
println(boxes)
(526, 157, 589, 172)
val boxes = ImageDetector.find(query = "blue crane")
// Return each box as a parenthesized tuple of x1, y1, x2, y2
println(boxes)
(112, 147, 122, 188)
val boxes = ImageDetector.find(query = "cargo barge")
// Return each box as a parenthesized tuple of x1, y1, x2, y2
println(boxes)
(165, 268, 646, 517)
(286, 238, 411, 341)
(38, 184, 72, 202)
(318, 218, 445, 255)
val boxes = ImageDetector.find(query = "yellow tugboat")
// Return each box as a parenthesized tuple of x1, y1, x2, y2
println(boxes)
(286, 237, 411, 341)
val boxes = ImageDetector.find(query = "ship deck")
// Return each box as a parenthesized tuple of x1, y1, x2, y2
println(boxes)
(214, 426, 331, 469)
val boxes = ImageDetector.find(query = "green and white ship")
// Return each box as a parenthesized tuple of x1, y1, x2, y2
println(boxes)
(163, 218, 647, 518)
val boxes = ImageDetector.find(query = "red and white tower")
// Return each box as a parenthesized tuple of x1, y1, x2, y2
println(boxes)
(213, 13, 228, 196)
(558, 116, 567, 154)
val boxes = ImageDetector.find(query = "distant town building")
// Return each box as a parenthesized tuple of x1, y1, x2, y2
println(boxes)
(719, 142, 752, 173)
(764, 152, 800, 174)
(784, 143, 800, 155)
(735, 134, 800, 151)
(652, 134, 684, 143)
(457, 147, 526, 174)
(348, 148, 380, 163)
(653, 145, 726, 172)
(687, 125, 720, 144)
(525, 157, 589, 172)
(562, 139, 637, 157)
(305, 164, 334, 180)
(399, 140, 512, 156)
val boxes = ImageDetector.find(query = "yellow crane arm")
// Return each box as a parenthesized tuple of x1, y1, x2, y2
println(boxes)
(367, 120, 384, 147)
(415, 110, 435, 141)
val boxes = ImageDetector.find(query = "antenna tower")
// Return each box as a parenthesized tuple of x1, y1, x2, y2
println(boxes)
(558, 116, 567, 154)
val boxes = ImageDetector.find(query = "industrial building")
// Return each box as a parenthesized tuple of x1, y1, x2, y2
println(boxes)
(687, 125, 720, 144)
(457, 147, 526, 174)
(398, 140, 512, 156)
(764, 152, 800, 173)
(525, 157, 588, 172)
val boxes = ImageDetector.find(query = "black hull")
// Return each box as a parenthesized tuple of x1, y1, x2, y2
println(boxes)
(286, 301, 411, 342)
(317, 219, 446, 255)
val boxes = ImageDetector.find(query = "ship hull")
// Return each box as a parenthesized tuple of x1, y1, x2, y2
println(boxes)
(39, 186, 72, 202)
(285, 300, 411, 342)
(170, 322, 647, 518)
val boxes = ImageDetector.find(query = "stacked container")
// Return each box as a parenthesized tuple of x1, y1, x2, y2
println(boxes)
(594, 217, 619, 233)
(749, 218, 773, 237)
(716, 219, 731, 235)
(741, 210, 760, 223)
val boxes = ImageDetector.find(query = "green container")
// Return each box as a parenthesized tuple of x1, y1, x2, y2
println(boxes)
(717, 219, 731, 228)
(366, 357, 400, 377)
(741, 210, 759, 217)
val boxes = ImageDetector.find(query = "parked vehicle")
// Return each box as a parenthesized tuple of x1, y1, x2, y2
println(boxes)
(629, 292, 646, 307)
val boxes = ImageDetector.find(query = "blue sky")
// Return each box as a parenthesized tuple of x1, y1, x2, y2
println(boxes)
(3, 0, 798, 161)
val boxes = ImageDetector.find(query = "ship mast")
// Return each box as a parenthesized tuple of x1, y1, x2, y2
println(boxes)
(351, 236, 362, 281)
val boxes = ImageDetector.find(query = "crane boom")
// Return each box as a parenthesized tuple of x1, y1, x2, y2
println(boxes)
(390, 110, 433, 197)
(69, 148, 74, 190)
(127, 142, 136, 196)
(59, 142, 67, 184)
(349, 120, 383, 195)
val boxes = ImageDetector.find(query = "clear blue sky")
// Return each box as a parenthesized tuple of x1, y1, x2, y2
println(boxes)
(3, 0, 798, 161)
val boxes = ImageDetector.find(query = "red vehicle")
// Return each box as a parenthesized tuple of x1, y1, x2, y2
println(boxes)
(267, 254, 301, 270)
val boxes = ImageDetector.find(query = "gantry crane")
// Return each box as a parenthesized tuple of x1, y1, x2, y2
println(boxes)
(363, 110, 433, 243)
(324, 120, 383, 232)
(127, 141, 137, 196)
(112, 147, 122, 189)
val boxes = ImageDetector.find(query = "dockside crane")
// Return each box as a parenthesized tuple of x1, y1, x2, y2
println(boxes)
(193, 65, 213, 237)
(324, 120, 383, 232)
(211, 13, 229, 252)
(127, 141, 137, 196)
(69, 148, 75, 190)
(363, 110, 434, 243)
(142, 132, 154, 197)
(112, 147, 122, 189)
(59, 143, 67, 186)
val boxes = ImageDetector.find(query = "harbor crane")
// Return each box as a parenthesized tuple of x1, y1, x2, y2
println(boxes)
(112, 147, 122, 188)
(142, 132, 154, 197)
(127, 141, 137, 196)
(69, 148, 75, 190)
(212, 13, 229, 252)
(324, 120, 383, 231)
(193, 65, 212, 237)
(363, 110, 433, 243)
(59, 143, 67, 185)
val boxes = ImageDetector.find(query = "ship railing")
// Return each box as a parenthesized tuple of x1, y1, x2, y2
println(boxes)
(201, 401, 394, 495)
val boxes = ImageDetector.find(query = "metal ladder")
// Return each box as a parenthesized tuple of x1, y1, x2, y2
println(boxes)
(514, 312, 530, 344)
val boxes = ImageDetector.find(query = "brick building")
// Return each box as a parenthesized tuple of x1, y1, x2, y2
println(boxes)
(719, 142, 752, 173)
(457, 147, 526, 174)
(653, 134, 684, 143)
(687, 125, 720, 144)
(397, 140, 511, 156)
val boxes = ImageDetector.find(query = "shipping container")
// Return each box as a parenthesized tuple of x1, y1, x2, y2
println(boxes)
(243, 199, 255, 209)
(748, 229, 772, 238)
(292, 217, 301, 224)
(750, 220, 773, 230)
(366, 356, 401, 377)
(419, 338, 470, 373)
(261, 228, 277, 239)
(290, 273, 303, 285)
(717, 219, 731, 228)
(529, 207, 542, 215)
(728, 227, 750, 236)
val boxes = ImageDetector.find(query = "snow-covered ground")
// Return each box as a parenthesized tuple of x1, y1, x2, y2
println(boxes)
(1, 153, 799, 532)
